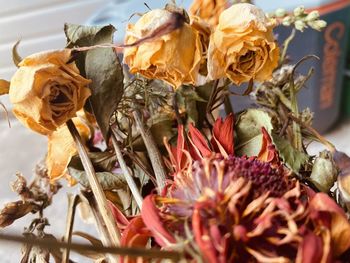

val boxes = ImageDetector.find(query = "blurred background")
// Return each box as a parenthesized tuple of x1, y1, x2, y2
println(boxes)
(0, 0, 349, 261)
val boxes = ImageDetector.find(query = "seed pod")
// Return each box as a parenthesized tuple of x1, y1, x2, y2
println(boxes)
(309, 151, 337, 193)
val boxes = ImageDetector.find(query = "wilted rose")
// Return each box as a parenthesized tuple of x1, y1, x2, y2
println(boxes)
(189, 0, 228, 27)
(9, 49, 91, 135)
(208, 3, 280, 85)
(123, 9, 207, 88)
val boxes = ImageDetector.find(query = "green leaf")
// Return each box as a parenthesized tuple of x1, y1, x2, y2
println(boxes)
(68, 167, 126, 190)
(69, 152, 117, 172)
(64, 24, 124, 140)
(235, 109, 274, 156)
(271, 133, 309, 173)
(12, 40, 22, 68)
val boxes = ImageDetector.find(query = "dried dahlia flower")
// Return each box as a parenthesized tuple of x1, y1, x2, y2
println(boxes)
(142, 156, 350, 262)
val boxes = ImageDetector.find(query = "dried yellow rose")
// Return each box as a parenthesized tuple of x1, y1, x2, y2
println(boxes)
(9, 49, 91, 135)
(208, 3, 280, 85)
(46, 116, 90, 182)
(189, 0, 227, 27)
(123, 9, 206, 88)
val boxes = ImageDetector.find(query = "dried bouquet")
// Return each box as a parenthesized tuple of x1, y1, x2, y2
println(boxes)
(1, 1, 350, 262)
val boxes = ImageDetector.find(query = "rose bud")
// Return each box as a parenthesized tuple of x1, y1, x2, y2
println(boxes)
(9, 49, 91, 135)
(309, 150, 337, 193)
(207, 3, 280, 85)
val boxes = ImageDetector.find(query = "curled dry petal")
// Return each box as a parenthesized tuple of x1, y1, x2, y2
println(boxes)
(46, 116, 90, 182)
(189, 0, 228, 27)
(309, 192, 350, 257)
(211, 113, 234, 157)
(257, 127, 280, 167)
(9, 49, 91, 135)
(141, 195, 176, 246)
(121, 217, 152, 263)
(188, 123, 212, 158)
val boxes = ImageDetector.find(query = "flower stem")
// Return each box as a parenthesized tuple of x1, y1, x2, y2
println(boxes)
(66, 120, 121, 248)
(132, 110, 167, 193)
(110, 132, 143, 209)
(0, 232, 182, 261)
(62, 194, 80, 263)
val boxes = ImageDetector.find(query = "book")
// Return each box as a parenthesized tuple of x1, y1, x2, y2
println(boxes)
(230, 0, 350, 133)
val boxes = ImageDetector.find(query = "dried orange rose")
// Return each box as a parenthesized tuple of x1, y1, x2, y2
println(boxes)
(46, 115, 90, 182)
(189, 0, 228, 27)
(123, 9, 206, 88)
(9, 49, 91, 135)
(208, 3, 280, 85)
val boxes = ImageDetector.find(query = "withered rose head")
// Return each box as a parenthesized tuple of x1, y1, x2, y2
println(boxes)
(208, 3, 280, 85)
(189, 0, 228, 27)
(123, 8, 208, 88)
(9, 49, 91, 135)
(142, 156, 350, 262)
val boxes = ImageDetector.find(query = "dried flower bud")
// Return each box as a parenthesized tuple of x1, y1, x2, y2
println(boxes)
(275, 8, 286, 18)
(308, 20, 327, 31)
(306, 10, 320, 21)
(282, 16, 293, 26)
(309, 151, 338, 192)
(293, 6, 305, 17)
(295, 20, 306, 31)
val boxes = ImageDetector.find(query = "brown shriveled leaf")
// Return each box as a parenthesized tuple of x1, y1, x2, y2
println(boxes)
(65, 24, 124, 140)
(0, 201, 38, 228)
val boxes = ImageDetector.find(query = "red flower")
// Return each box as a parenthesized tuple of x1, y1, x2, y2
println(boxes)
(141, 156, 350, 262)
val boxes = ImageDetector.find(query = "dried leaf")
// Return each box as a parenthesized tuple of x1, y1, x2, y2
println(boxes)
(235, 109, 274, 157)
(176, 86, 206, 123)
(12, 40, 22, 67)
(149, 112, 176, 147)
(0, 201, 38, 228)
(69, 152, 117, 172)
(0, 79, 10, 95)
(68, 167, 126, 190)
(271, 133, 308, 173)
(65, 24, 124, 140)
(72, 231, 105, 261)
